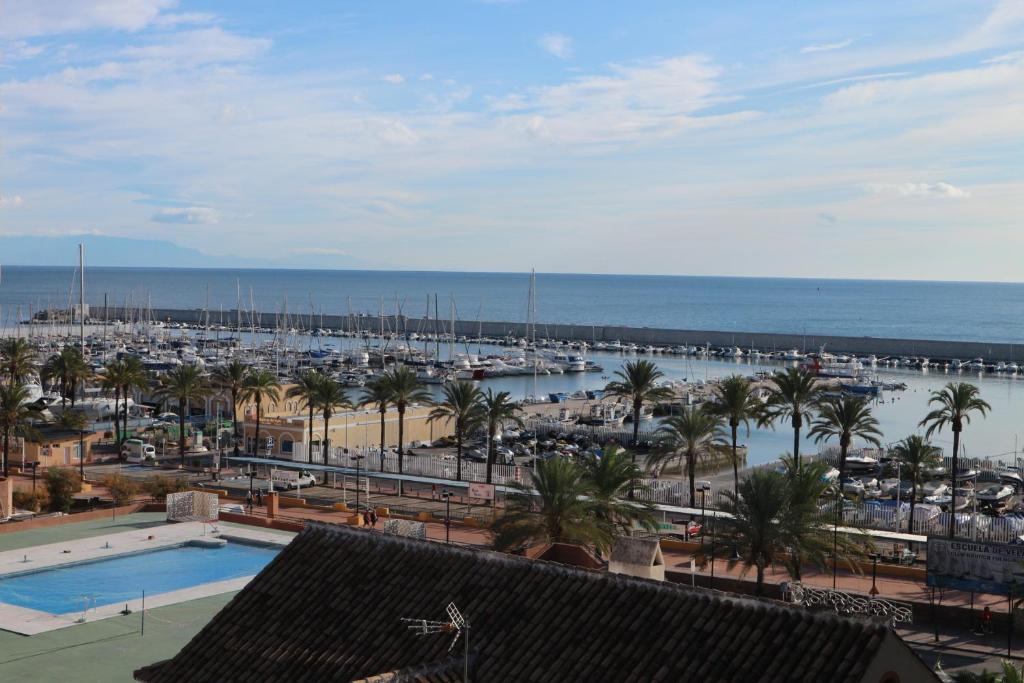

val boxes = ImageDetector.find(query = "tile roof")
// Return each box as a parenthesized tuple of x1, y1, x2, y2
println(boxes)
(135, 523, 930, 683)
(609, 536, 663, 567)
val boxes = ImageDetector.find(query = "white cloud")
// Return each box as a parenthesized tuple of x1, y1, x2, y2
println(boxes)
(151, 207, 220, 224)
(120, 28, 271, 65)
(382, 73, 405, 84)
(0, 0, 176, 39)
(864, 182, 970, 198)
(539, 33, 573, 59)
(800, 39, 853, 54)
(0, 195, 25, 209)
(151, 12, 218, 29)
(419, 73, 434, 81)
(0, 41, 46, 62)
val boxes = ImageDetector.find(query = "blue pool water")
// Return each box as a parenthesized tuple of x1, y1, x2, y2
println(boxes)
(0, 542, 279, 615)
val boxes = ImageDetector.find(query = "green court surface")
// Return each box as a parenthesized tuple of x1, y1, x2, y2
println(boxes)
(0, 512, 288, 681)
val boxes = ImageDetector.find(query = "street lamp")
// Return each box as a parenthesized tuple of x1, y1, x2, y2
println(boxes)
(696, 481, 711, 548)
(351, 453, 365, 512)
(869, 553, 880, 596)
(441, 489, 453, 544)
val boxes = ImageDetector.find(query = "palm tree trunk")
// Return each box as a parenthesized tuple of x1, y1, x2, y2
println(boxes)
(909, 483, 917, 534)
(308, 404, 315, 462)
(834, 442, 848, 587)
(397, 406, 405, 474)
(231, 389, 240, 457)
(323, 413, 330, 465)
(756, 562, 765, 596)
(114, 386, 122, 454)
(486, 425, 495, 484)
(792, 413, 801, 473)
(688, 450, 696, 508)
(731, 424, 739, 496)
(254, 398, 262, 458)
(2, 427, 9, 478)
(632, 401, 641, 455)
(949, 430, 960, 538)
(178, 401, 186, 467)
(456, 422, 463, 481)
(379, 408, 386, 469)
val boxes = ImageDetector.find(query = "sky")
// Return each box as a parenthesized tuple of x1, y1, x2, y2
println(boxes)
(0, 0, 1022, 279)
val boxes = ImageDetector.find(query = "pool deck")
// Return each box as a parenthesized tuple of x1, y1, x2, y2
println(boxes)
(0, 516, 292, 636)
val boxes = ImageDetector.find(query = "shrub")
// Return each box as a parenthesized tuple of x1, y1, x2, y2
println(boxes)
(45, 468, 82, 513)
(12, 488, 49, 513)
(102, 473, 139, 505)
(142, 474, 190, 501)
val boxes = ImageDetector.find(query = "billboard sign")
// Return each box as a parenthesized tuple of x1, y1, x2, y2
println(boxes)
(927, 538, 1024, 595)
(469, 483, 495, 501)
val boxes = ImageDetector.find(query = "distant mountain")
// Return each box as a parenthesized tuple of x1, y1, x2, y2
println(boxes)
(0, 234, 372, 269)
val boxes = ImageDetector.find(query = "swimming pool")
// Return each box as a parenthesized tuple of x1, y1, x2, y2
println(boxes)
(0, 541, 279, 615)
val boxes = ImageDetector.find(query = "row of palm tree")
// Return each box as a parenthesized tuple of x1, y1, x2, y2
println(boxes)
(427, 381, 524, 483)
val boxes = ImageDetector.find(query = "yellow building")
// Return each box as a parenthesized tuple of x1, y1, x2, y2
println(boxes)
(241, 404, 452, 458)
(10, 428, 101, 472)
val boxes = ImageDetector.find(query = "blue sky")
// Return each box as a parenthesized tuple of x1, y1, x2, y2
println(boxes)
(0, 1, 1022, 279)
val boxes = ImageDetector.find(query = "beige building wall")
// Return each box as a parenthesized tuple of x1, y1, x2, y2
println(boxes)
(242, 404, 453, 457)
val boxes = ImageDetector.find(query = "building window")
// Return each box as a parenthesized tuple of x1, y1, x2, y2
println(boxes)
(281, 436, 294, 454)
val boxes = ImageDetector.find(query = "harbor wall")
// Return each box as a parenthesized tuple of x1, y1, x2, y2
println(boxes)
(117, 308, 1024, 361)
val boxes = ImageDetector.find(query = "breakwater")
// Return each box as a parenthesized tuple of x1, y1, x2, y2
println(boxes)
(47, 307, 1024, 362)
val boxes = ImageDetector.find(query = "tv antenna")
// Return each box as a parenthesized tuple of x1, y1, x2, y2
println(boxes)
(401, 602, 470, 682)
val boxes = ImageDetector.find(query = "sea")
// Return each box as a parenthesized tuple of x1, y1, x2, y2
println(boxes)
(2, 266, 1024, 343)
(2, 266, 1024, 466)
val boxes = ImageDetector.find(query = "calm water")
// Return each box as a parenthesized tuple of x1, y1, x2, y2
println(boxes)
(2, 266, 1024, 342)
(0, 542, 278, 614)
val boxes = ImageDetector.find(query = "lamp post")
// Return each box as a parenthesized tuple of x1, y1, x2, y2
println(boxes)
(697, 481, 710, 548)
(351, 453, 365, 512)
(441, 489, 453, 544)
(869, 553, 880, 597)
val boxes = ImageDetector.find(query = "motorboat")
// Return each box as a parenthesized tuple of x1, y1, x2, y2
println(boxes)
(783, 349, 805, 361)
(976, 485, 1015, 505)
(844, 452, 879, 474)
(999, 469, 1024, 490)
(921, 481, 949, 497)
(879, 478, 901, 497)
(820, 466, 840, 483)
(841, 477, 864, 496)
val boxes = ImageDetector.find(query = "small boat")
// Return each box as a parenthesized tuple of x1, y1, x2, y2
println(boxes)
(976, 485, 1014, 505)
(921, 481, 949, 497)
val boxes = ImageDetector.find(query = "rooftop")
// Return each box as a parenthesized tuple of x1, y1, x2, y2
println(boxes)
(137, 523, 934, 682)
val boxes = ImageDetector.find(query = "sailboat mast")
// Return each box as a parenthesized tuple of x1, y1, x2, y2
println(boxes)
(79, 243, 86, 355)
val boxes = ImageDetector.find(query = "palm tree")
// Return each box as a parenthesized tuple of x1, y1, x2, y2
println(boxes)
(0, 382, 42, 477)
(703, 374, 760, 496)
(314, 378, 351, 464)
(42, 347, 90, 408)
(809, 395, 883, 491)
(101, 359, 127, 451)
(287, 370, 326, 460)
(758, 367, 821, 473)
(717, 469, 792, 596)
(808, 395, 882, 585)
(491, 456, 611, 553)
(778, 453, 863, 582)
(379, 367, 431, 474)
(359, 377, 392, 470)
(603, 360, 674, 455)
(0, 338, 37, 383)
(650, 406, 725, 507)
(892, 435, 943, 533)
(157, 365, 212, 466)
(479, 389, 523, 484)
(920, 382, 991, 538)
(428, 381, 483, 481)
(211, 359, 247, 456)
(578, 445, 657, 546)
(239, 369, 281, 459)
(102, 356, 147, 453)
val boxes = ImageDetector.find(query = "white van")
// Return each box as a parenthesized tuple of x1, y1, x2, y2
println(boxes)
(121, 438, 157, 464)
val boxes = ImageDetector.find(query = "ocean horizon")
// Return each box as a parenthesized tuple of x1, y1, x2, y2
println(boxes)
(3, 265, 1024, 344)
